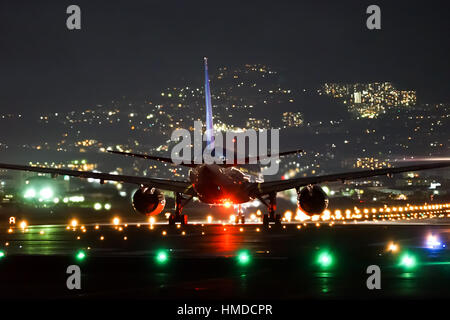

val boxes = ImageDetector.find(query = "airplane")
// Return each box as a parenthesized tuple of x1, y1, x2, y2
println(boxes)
(1, 58, 450, 226)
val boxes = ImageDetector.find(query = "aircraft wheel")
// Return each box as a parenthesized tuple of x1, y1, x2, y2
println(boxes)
(263, 214, 269, 227)
(275, 214, 282, 225)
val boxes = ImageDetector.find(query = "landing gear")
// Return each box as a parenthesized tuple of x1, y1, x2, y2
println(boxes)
(237, 204, 245, 224)
(262, 192, 281, 227)
(168, 193, 191, 225)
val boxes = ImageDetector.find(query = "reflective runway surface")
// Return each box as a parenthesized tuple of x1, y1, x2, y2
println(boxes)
(1, 215, 449, 299)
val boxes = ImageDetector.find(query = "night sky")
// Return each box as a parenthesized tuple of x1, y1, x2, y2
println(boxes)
(1, 0, 449, 114)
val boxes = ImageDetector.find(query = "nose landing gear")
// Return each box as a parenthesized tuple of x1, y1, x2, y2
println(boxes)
(168, 193, 192, 225)
(236, 204, 245, 224)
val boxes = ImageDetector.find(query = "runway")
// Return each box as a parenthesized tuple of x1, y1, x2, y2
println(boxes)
(1, 214, 449, 299)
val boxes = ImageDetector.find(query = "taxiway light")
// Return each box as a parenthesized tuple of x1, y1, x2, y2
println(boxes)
(76, 250, 86, 261)
(155, 250, 169, 264)
(317, 251, 334, 268)
(0, 251, 5, 259)
(104, 203, 112, 210)
(237, 250, 251, 265)
(112, 217, 120, 226)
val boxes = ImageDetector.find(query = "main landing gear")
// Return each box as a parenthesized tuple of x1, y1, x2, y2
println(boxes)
(261, 192, 281, 227)
(236, 204, 245, 224)
(168, 193, 192, 225)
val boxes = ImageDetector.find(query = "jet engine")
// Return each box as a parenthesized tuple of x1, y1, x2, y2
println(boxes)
(297, 185, 329, 215)
(132, 187, 166, 216)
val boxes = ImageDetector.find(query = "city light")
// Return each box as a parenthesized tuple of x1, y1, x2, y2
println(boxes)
(39, 187, 54, 200)
(19, 220, 27, 229)
(425, 234, 443, 249)
(24, 188, 36, 199)
(387, 242, 399, 253)
(112, 217, 120, 226)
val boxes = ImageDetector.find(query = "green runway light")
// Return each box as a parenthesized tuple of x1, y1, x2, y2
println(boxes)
(237, 250, 251, 265)
(399, 253, 417, 269)
(76, 250, 86, 261)
(0, 251, 5, 259)
(94, 203, 102, 210)
(317, 251, 334, 268)
(155, 250, 169, 264)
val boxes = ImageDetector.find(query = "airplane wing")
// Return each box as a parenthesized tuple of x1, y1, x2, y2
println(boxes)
(249, 161, 450, 196)
(0, 162, 194, 194)
(107, 150, 197, 167)
(226, 149, 304, 166)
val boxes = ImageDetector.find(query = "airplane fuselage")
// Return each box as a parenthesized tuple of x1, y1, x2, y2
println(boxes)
(189, 164, 253, 204)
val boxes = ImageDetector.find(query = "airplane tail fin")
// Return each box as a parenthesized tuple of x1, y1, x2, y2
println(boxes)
(204, 57, 214, 151)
